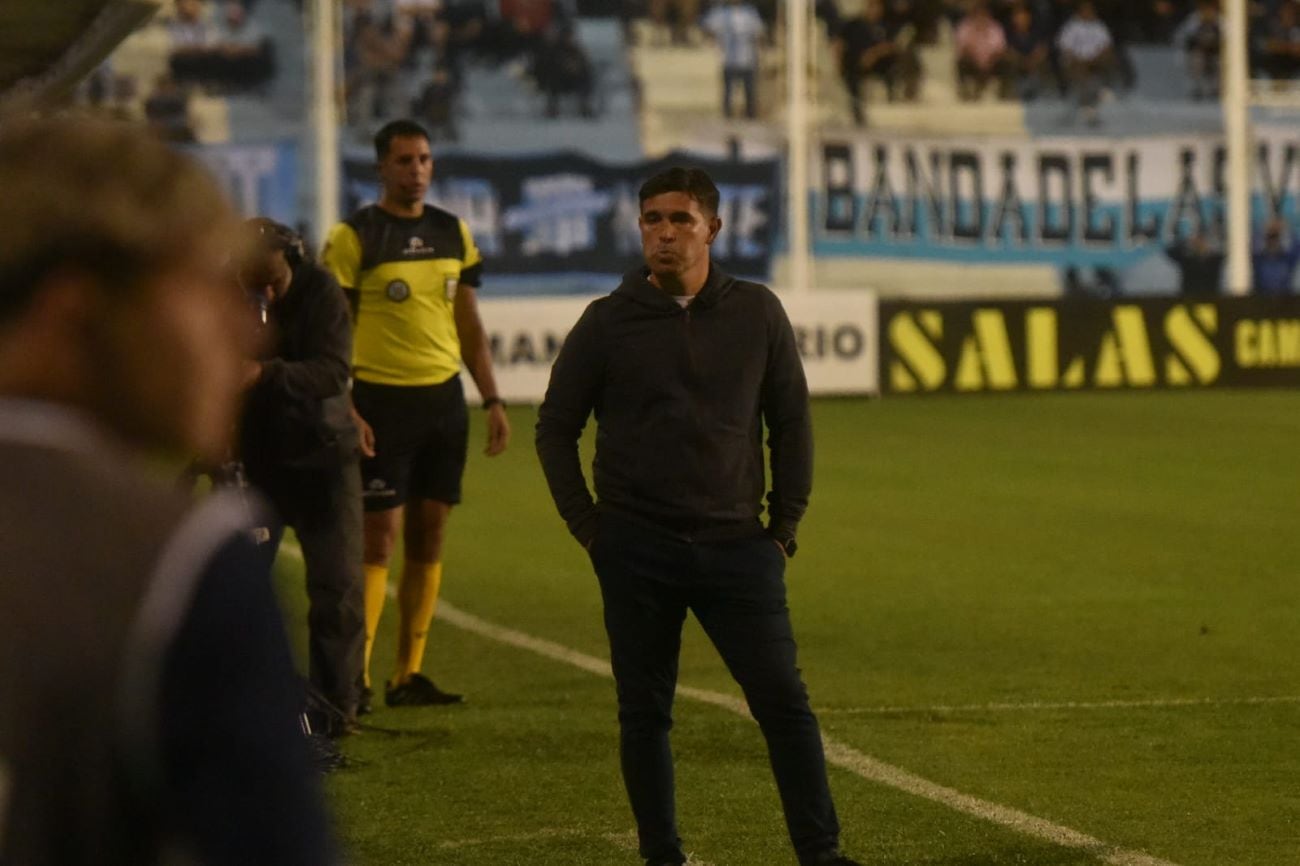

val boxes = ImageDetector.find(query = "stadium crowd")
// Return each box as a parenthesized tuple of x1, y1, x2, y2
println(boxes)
(623, 0, 1300, 123)
(344, 0, 599, 129)
(78, 0, 1300, 137)
(79, 0, 276, 141)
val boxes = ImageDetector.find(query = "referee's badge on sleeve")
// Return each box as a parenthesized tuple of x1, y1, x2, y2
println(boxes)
(444, 277, 459, 302)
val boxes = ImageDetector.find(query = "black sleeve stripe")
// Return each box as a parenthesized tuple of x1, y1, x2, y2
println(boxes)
(461, 263, 483, 288)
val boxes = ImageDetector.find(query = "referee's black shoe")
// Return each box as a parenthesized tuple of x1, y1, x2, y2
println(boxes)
(385, 673, 463, 706)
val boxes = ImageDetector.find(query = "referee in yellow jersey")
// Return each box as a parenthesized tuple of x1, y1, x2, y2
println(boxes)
(323, 119, 510, 711)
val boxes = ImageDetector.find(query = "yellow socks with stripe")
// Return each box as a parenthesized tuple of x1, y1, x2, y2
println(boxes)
(362, 563, 390, 689)
(394, 560, 443, 684)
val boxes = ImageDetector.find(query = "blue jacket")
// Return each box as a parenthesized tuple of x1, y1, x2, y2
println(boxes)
(1252, 233, 1300, 295)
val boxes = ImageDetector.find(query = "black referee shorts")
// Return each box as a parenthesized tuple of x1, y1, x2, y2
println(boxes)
(351, 376, 468, 512)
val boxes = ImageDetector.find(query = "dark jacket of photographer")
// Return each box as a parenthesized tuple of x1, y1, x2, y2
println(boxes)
(239, 262, 358, 506)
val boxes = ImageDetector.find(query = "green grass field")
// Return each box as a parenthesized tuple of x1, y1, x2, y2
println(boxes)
(274, 390, 1300, 866)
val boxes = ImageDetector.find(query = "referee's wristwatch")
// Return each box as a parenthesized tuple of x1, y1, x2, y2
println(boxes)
(482, 396, 506, 410)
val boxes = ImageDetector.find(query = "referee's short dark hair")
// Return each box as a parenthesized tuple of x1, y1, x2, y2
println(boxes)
(374, 119, 431, 161)
(639, 168, 720, 217)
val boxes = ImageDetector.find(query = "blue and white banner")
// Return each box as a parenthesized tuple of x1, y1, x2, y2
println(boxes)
(342, 150, 781, 294)
(815, 125, 1300, 279)
(193, 140, 299, 227)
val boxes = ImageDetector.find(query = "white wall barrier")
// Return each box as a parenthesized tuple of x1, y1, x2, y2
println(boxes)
(465, 289, 880, 405)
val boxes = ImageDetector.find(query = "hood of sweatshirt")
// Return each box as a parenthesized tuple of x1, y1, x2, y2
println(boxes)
(611, 265, 738, 312)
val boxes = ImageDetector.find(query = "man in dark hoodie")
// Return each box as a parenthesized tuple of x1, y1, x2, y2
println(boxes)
(237, 218, 365, 735)
(535, 168, 857, 866)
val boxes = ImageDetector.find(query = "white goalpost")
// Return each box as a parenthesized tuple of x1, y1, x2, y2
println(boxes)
(1222, 0, 1252, 295)
(1223, 0, 1300, 297)
(308, 0, 342, 241)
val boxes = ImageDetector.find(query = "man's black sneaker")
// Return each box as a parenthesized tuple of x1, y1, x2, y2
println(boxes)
(643, 845, 687, 865)
(357, 686, 373, 716)
(305, 733, 348, 773)
(385, 673, 464, 706)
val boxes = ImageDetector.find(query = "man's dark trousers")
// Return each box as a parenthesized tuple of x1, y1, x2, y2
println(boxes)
(590, 512, 840, 865)
(254, 461, 366, 722)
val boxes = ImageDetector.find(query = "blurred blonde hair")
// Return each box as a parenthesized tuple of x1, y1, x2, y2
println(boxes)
(0, 115, 234, 321)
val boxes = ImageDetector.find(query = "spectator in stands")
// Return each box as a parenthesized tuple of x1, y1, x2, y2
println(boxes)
(816, 0, 843, 41)
(885, 0, 922, 44)
(395, 0, 443, 65)
(1039, 0, 1074, 96)
(533, 23, 597, 118)
(618, 0, 641, 45)
(1254, 1, 1300, 83)
(648, 0, 700, 45)
(955, 1, 1013, 100)
(1093, 0, 1136, 91)
(168, 0, 214, 49)
(1137, 0, 1191, 43)
(168, 0, 216, 84)
(907, 0, 944, 44)
(1176, 0, 1222, 100)
(413, 61, 461, 140)
(168, 0, 274, 92)
(435, 0, 486, 76)
(703, 0, 766, 119)
(1253, 218, 1300, 295)
(836, 0, 920, 125)
(346, 9, 409, 123)
(213, 1, 275, 90)
(1004, 3, 1049, 98)
(1056, 0, 1117, 126)
(144, 74, 196, 143)
(1165, 228, 1225, 294)
(481, 0, 553, 67)
(749, 0, 780, 42)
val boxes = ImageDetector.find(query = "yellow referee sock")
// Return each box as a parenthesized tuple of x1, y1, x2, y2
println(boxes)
(362, 563, 390, 689)
(394, 560, 442, 685)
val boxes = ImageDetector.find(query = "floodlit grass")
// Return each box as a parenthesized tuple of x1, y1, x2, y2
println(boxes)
(273, 390, 1300, 865)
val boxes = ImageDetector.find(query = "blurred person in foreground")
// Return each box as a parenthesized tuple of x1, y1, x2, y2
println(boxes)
(536, 168, 859, 866)
(0, 117, 338, 864)
(323, 119, 510, 711)
(237, 218, 365, 736)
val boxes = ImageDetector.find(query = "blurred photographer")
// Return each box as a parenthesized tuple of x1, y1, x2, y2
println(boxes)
(236, 218, 365, 736)
(0, 118, 338, 865)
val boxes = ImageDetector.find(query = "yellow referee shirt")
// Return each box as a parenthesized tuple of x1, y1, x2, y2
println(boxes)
(323, 204, 483, 386)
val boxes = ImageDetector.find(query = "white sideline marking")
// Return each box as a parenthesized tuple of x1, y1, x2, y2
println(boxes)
(438, 827, 590, 849)
(436, 826, 717, 864)
(435, 600, 1182, 866)
(275, 543, 1176, 865)
(819, 696, 1300, 715)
